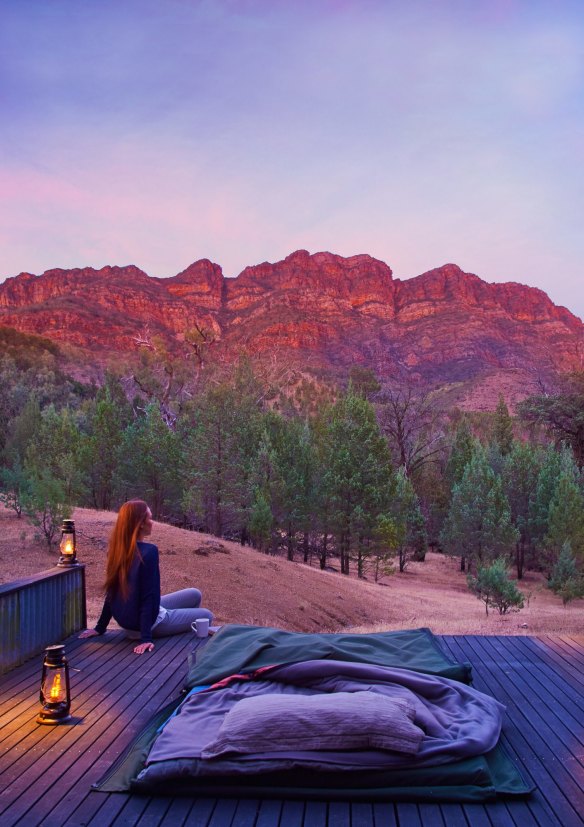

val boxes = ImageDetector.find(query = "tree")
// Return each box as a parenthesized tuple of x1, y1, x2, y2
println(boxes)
(22, 470, 72, 549)
(120, 405, 181, 519)
(248, 488, 273, 553)
(369, 514, 398, 581)
(316, 392, 395, 576)
(501, 441, 542, 578)
(126, 330, 212, 429)
(248, 428, 284, 554)
(0, 331, 91, 457)
(518, 373, 584, 467)
(181, 373, 264, 539)
(444, 417, 477, 491)
(260, 415, 315, 561)
(467, 558, 525, 616)
(3, 397, 43, 464)
(310, 411, 336, 570)
(24, 405, 86, 504)
(528, 445, 566, 560)
(78, 389, 124, 510)
(389, 468, 427, 572)
(375, 384, 445, 479)
(440, 446, 518, 572)
(0, 460, 31, 518)
(414, 462, 450, 552)
(492, 395, 514, 456)
(548, 541, 584, 605)
(544, 467, 584, 569)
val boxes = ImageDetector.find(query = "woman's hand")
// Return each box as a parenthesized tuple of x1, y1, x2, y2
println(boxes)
(134, 642, 155, 655)
(79, 629, 99, 639)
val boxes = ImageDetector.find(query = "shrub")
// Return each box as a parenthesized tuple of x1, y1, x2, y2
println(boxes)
(22, 471, 72, 550)
(467, 558, 525, 616)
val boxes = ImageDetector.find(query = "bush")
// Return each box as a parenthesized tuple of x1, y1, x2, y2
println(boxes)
(467, 558, 525, 616)
(22, 471, 72, 550)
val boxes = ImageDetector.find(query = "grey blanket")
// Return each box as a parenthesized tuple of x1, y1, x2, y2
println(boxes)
(139, 658, 504, 780)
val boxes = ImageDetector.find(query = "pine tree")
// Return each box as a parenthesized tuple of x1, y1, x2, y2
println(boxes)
(389, 467, 427, 572)
(493, 395, 514, 456)
(501, 441, 542, 578)
(180, 380, 263, 538)
(444, 418, 476, 491)
(548, 541, 584, 604)
(441, 445, 518, 572)
(78, 389, 124, 510)
(525, 444, 582, 571)
(248, 488, 273, 553)
(120, 404, 181, 519)
(545, 468, 584, 568)
(528, 445, 565, 557)
(261, 415, 315, 561)
(316, 392, 395, 576)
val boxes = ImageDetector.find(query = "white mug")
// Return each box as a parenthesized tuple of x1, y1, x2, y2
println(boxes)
(192, 618, 209, 638)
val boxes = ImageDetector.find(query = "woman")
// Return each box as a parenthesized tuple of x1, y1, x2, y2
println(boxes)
(79, 499, 213, 655)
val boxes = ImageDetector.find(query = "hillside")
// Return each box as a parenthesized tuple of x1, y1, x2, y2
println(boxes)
(1, 251, 583, 409)
(2, 506, 582, 636)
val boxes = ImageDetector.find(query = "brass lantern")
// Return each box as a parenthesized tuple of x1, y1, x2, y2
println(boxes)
(57, 519, 78, 567)
(37, 644, 72, 725)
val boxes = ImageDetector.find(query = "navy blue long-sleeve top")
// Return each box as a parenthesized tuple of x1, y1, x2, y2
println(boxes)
(95, 541, 161, 643)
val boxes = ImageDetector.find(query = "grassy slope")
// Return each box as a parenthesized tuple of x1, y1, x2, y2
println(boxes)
(1, 505, 582, 635)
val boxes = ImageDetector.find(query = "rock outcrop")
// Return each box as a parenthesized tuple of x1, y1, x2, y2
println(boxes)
(1, 251, 582, 408)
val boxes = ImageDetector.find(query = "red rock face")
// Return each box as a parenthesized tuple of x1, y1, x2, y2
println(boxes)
(1, 251, 582, 407)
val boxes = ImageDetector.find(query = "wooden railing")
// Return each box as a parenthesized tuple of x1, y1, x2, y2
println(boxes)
(0, 565, 86, 675)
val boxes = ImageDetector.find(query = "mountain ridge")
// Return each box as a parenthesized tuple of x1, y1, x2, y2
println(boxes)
(1, 250, 582, 408)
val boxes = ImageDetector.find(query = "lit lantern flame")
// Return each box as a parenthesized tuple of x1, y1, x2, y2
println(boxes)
(50, 673, 62, 701)
(63, 540, 73, 555)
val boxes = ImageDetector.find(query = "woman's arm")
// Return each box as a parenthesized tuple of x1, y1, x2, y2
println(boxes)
(79, 596, 113, 638)
(137, 544, 161, 644)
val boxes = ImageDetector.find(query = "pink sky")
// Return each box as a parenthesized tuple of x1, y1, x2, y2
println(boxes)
(1, 1, 583, 318)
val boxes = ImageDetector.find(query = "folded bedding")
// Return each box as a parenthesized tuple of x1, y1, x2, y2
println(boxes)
(95, 625, 533, 802)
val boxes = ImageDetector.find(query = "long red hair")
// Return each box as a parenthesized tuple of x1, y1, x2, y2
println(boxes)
(104, 500, 150, 600)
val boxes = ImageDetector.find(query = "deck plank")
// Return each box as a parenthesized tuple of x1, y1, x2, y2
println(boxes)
(181, 798, 218, 827)
(371, 802, 397, 827)
(6, 634, 194, 827)
(254, 798, 283, 827)
(443, 635, 581, 827)
(1, 633, 584, 827)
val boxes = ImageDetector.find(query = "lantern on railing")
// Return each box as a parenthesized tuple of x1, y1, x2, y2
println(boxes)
(37, 644, 72, 725)
(57, 519, 78, 567)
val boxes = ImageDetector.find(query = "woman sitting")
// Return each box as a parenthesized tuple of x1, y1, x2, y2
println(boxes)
(79, 499, 213, 654)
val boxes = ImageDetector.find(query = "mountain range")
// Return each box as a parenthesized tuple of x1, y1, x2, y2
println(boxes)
(1, 250, 582, 410)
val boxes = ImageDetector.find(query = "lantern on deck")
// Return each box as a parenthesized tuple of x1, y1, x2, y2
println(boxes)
(37, 644, 72, 725)
(57, 519, 78, 567)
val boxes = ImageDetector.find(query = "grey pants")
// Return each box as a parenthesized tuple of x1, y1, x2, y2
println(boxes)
(153, 588, 214, 637)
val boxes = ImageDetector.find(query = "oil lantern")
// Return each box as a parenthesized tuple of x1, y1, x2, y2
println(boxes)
(37, 644, 72, 725)
(57, 519, 78, 567)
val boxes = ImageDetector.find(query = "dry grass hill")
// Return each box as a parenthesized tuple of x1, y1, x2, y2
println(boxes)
(1, 505, 582, 636)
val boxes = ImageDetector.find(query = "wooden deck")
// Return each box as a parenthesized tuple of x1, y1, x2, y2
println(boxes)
(0, 631, 583, 827)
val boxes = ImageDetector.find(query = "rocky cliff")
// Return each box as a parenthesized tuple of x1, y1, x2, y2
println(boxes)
(1, 250, 582, 408)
